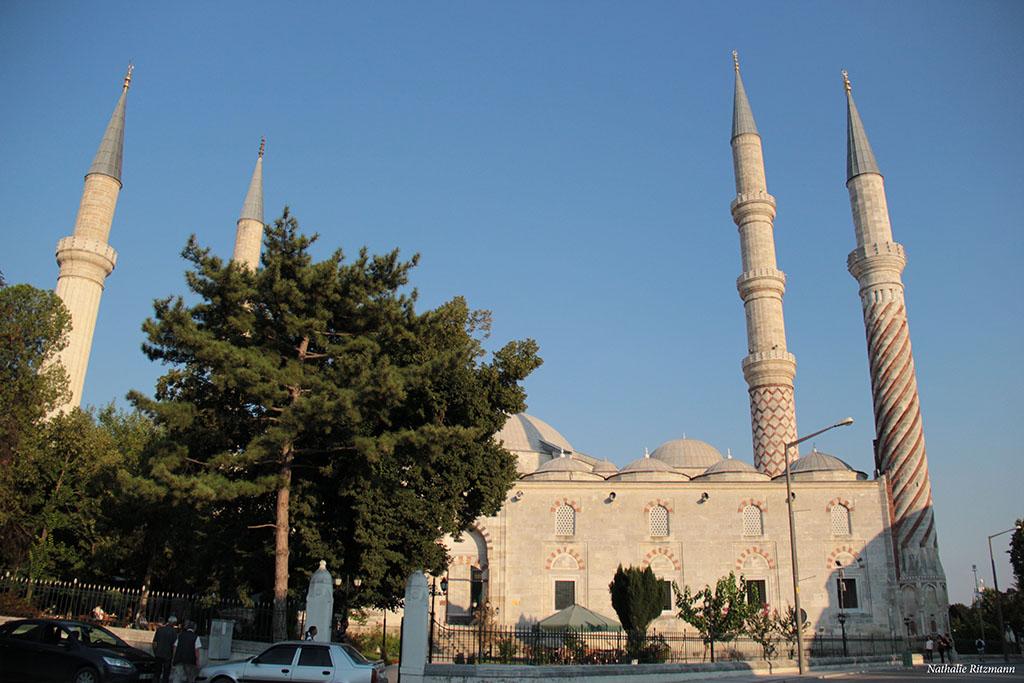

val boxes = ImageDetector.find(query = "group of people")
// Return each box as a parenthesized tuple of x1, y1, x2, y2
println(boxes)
(151, 616, 202, 683)
(923, 632, 955, 663)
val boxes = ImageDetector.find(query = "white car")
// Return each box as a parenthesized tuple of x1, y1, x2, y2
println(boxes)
(196, 641, 387, 683)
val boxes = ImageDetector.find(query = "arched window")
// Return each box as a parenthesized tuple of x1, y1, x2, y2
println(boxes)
(830, 504, 852, 536)
(742, 505, 763, 536)
(555, 505, 575, 536)
(649, 505, 669, 537)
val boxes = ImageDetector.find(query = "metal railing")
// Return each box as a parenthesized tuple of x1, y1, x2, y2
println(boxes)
(428, 620, 906, 665)
(0, 576, 291, 642)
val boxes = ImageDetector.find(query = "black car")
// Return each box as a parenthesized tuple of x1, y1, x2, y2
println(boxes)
(0, 619, 159, 683)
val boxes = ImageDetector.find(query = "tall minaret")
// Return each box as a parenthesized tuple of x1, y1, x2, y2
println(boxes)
(53, 65, 133, 412)
(842, 71, 946, 632)
(728, 52, 799, 476)
(232, 138, 265, 270)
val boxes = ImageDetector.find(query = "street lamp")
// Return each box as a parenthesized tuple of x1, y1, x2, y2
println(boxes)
(988, 523, 1023, 663)
(785, 417, 854, 674)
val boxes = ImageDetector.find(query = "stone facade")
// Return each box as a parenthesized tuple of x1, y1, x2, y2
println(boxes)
(428, 421, 906, 638)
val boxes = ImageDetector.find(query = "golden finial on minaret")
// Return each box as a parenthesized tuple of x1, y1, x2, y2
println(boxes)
(259, 136, 266, 159)
(841, 69, 852, 94)
(732, 50, 740, 73)
(123, 62, 134, 91)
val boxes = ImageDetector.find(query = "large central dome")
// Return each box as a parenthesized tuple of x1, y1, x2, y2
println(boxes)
(650, 438, 723, 471)
(495, 413, 574, 454)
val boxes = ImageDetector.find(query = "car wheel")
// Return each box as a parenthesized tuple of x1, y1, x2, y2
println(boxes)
(211, 677, 235, 683)
(71, 667, 100, 683)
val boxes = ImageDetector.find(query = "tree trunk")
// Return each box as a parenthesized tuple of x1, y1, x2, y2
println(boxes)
(135, 554, 155, 625)
(272, 456, 293, 641)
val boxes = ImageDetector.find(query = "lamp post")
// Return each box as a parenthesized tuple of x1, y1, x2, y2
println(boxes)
(836, 561, 848, 658)
(988, 523, 1022, 663)
(972, 565, 986, 645)
(785, 417, 854, 674)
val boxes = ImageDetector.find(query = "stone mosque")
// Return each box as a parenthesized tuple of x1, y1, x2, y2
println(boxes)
(50, 58, 948, 638)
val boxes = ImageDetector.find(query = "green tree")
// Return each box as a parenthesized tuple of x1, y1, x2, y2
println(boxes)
(674, 572, 753, 662)
(0, 282, 71, 570)
(608, 564, 664, 660)
(776, 605, 809, 659)
(131, 210, 541, 639)
(745, 606, 781, 666)
(0, 283, 70, 465)
(1009, 520, 1024, 589)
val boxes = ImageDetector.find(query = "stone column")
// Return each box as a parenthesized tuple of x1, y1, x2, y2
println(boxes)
(399, 571, 429, 683)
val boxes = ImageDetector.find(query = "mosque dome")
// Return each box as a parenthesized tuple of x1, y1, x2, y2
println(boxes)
(608, 452, 689, 482)
(694, 457, 769, 482)
(521, 454, 603, 481)
(650, 438, 723, 475)
(495, 413, 574, 454)
(591, 459, 619, 477)
(784, 449, 867, 481)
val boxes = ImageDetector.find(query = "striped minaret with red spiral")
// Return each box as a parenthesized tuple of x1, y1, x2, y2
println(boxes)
(842, 71, 947, 632)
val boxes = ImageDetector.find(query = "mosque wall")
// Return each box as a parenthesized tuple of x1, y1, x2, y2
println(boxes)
(459, 477, 898, 636)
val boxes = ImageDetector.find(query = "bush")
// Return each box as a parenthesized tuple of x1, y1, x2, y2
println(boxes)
(639, 633, 671, 663)
(0, 592, 39, 618)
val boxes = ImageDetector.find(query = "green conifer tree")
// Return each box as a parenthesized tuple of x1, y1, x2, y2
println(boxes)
(131, 210, 541, 639)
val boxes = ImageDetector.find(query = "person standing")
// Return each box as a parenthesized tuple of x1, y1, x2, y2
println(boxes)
(304, 625, 318, 641)
(172, 621, 202, 683)
(924, 636, 934, 662)
(936, 633, 947, 663)
(152, 615, 178, 683)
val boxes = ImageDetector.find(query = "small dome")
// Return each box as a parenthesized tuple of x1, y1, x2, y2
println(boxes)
(522, 454, 603, 481)
(591, 459, 619, 476)
(608, 453, 689, 482)
(495, 413, 574, 454)
(695, 457, 769, 481)
(535, 455, 591, 474)
(651, 439, 723, 470)
(784, 449, 867, 481)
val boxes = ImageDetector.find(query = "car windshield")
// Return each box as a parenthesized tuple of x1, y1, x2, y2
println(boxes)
(339, 643, 371, 664)
(64, 623, 126, 648)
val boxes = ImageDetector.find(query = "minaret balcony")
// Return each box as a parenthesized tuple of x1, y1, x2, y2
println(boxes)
(847, 241, 906, 281)
(736, 267, 786, 300)
(730, 191, 776, 222)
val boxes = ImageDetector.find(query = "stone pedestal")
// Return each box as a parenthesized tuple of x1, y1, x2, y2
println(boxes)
(305, 561, 334, 642)
(399, 571, 429, 683)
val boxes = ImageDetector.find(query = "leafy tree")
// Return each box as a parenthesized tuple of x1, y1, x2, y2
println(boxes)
(0, 283, 70, 465)
(674, 572, 754, 662)
(745, 606, 781, 666)
(5, 410, 122, 582)
(131, 210, 541, 639)
(776, 605, 809, 659)
(608, 565, 664, 659)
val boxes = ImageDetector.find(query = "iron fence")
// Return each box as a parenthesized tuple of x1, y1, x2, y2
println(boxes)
(428, 620, 907, 665)
(0, 576, 292, 642)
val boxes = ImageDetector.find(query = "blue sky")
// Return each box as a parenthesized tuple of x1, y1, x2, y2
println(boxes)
(2, 1, 1021, 605)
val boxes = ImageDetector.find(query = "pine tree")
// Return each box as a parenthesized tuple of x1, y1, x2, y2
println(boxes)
(131, 210, 541, 639)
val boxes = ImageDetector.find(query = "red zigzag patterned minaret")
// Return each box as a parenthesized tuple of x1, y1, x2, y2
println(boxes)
(728, 53, 799, 476)
(842, 70, 947, 632)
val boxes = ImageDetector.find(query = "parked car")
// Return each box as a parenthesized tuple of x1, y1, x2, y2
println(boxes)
(196, 641, 387, 683)
(0, 618, 160, 683)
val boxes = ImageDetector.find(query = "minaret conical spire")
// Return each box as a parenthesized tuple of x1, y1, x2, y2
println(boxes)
(52, 65, 132, 412)
(842, 73, 947, 634)
(87, 63, 132, 185)
(731, 51, 759, 140)
(232, 138, 266, 270)
(843, 70, 880, 182)
(727, 52, 799, 476)
(240, 137, 265, 223)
